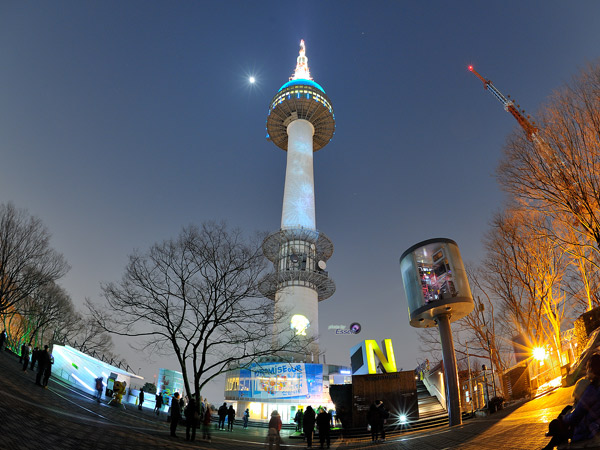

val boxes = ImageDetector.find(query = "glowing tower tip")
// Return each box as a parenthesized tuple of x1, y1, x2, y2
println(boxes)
(291, 39, 312, 81)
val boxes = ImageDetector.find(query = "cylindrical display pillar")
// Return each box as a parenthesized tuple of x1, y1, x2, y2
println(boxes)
(437, 313, 462, 426)
(281, 119, 316, 230)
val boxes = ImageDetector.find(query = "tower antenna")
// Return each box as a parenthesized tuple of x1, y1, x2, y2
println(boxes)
(468, 65, 538, 140)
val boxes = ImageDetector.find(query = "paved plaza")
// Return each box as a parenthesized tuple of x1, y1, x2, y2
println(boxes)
(0, 350, 584, 449)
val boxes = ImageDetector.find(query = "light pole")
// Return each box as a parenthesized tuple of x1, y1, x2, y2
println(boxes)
(466, 341, 474, 415)
(478, 300, 497, 398)
(482, 364, 491, 408)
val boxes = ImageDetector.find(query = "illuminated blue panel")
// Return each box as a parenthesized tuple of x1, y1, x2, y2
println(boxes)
(237, 362, 323, 400)
(278, 79, 326, 94)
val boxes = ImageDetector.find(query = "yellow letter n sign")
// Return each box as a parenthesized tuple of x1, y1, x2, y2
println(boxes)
(349, 339, 398, 375)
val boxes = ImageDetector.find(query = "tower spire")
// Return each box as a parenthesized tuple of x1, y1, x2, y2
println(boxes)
(291, 39, 312, 80)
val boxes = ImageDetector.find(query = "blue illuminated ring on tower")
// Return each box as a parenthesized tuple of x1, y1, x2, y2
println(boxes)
(266, 79, 335, 152)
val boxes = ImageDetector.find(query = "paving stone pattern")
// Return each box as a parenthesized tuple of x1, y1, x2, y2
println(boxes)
(0, 349, 582, 449)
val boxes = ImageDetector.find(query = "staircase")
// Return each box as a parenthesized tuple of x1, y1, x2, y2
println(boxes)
(417, 379, 446, 419)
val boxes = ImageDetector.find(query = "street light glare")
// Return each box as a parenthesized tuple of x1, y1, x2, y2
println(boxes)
(533, 347, 547, 360)
(249, 76, 256, 84)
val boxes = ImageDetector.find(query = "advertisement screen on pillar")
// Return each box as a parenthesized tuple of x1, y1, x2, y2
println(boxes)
(239, 362, 323, 400)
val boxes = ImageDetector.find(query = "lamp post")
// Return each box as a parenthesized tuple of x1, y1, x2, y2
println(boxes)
(478, 300, 497, 399)
(481, 325, 497, 398)
(482, 364, 490, 408)
(466, 341, 474, 415)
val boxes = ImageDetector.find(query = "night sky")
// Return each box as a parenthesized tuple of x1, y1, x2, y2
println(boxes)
(2, 1, 600, 401)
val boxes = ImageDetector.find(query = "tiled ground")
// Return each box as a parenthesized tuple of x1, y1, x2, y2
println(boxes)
(0, 349, 576, 449)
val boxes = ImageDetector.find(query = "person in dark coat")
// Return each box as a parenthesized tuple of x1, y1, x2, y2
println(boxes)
(202, 403, 212, 442)
(543, 354, 600, 449)
(303, 405, 316, 449)
(376, 400, 389, 442)
(155, 392, 164, 415)
(21, 343, 31, 372)
(218, 402, 228, 430)
(95, 377, 104, 402)
(170, 392, 182, 437)
(185, 396, 199, 441)
(138, 389, 144, 410)
(294, 408, 304, 432)
(367, 402, 381, 442)
(317, 407, 331, 449)
(35, 345, 51, 387)
(0, 329, 6, 351)
(227, 405, 236, 431)
(337, 406, 349, 441)
(30, 347, 38, 370)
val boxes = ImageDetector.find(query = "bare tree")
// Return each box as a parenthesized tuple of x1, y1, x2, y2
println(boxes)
(497, 62, 600, 253)
(0, 203, 69, 316)
(476, 208, 570, 365)
(458, 267, 509, 376)
(90, 222, 310, 405)
(67, 307, 115, 355)
(15, 282, 72, 347)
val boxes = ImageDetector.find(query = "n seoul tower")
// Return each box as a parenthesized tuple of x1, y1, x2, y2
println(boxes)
(259, 40, 335, 362)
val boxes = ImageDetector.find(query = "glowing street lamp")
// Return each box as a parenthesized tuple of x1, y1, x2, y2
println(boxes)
(533, 346, 547, 361)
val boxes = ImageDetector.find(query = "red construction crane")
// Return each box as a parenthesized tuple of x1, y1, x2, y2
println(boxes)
(468, 65, 538, 140)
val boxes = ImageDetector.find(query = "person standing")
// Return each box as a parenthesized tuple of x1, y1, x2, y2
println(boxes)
(170, 392, 181, 437)
(218, 402, 227, 430)
(21, 343, 31, 372)
(0, 330, 6, 351)
(30, 347, 38, 370)
(337, 406, 349, 441)
(294, 408, 304, 432)
(202, 402, 212, 442)
(185, 396, 199, 441)
(94, 377, 103, 402)
(35, 345, 51, 387)
(155, 392, 163, 415)
(138, 389, 144, 410)
(303, 405, 316, 449)
(267, 410, 282, 450)
(367, 402, 380, 442)
(227, 404, 236, 431)
(317, 407, 331, 449)
(243, 408, 250, 429)
(376, 400, 389, 442)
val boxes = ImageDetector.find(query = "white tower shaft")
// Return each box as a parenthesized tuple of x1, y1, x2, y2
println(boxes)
(281, 119, 316, 230)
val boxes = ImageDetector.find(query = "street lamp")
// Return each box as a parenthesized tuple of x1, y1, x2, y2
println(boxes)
(479, 302, 497, 399)
(482, 364, 490, 408)
(533, 346, 547, 361)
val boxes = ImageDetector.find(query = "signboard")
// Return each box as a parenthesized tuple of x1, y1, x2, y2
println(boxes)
(238, 362, 323, 400)
(350, 339, 397, 375)
(158, 368, 184, 397)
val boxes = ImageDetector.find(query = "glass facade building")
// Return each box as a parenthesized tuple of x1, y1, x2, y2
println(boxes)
(224, 362, 350, 423)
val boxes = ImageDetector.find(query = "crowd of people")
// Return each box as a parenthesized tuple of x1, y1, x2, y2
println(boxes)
(13, 339, 55, 389)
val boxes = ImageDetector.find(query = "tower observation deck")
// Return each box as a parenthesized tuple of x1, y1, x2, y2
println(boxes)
(259, 40, 335, 361)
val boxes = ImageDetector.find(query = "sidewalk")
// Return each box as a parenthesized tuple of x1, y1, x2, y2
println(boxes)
(0, 349, 574, 449)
